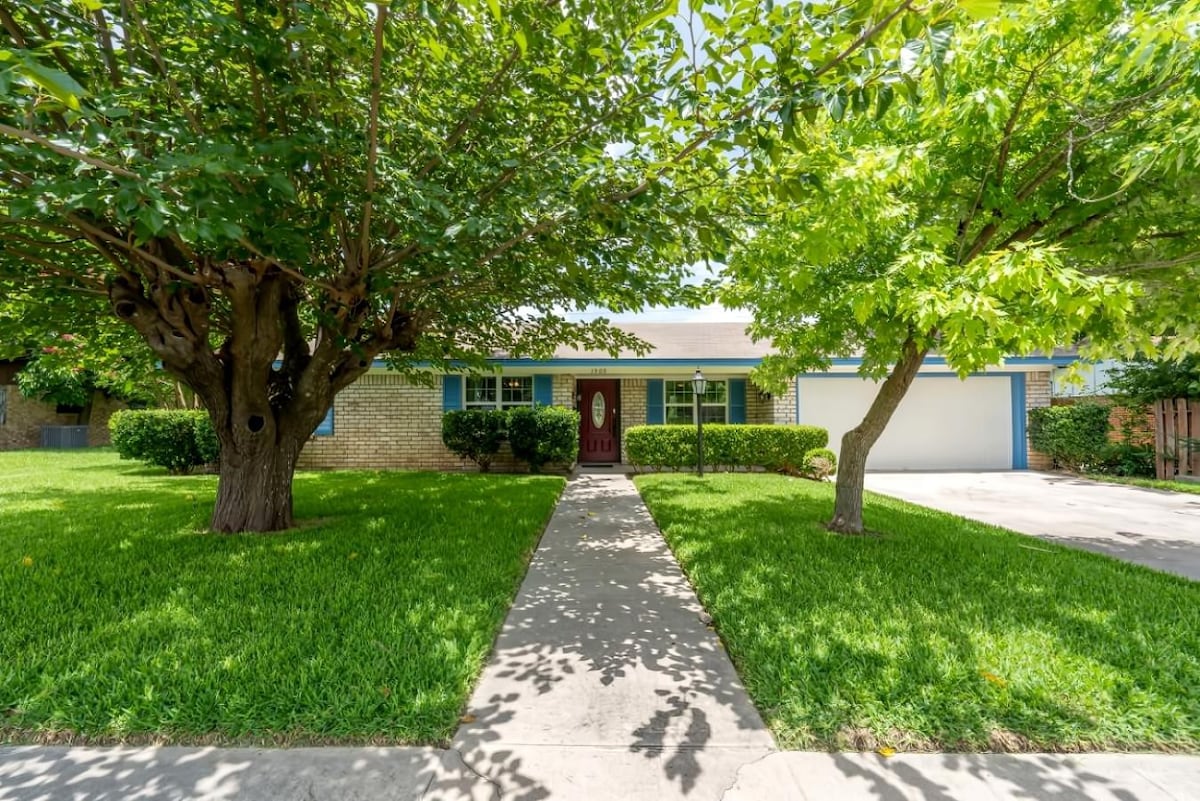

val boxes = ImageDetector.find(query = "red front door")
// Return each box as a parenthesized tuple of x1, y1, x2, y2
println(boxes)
(578, 379, 619, 463)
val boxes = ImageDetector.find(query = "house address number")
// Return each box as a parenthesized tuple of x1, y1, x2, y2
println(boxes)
(589, 368, 608, 375)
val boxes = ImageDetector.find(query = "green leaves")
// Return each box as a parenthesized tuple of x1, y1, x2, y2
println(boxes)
(726, 0, 1200, 391)
(4, 56, 88, 110)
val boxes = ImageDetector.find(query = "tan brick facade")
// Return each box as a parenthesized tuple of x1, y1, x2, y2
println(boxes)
(299, 374, 468, 471)
(0, 384, 121, 450)
(0, 384, 72, 449)
(1025, 371, 1053, 470)
(294, 369, 1053, 472)
(769, 382, 798, 425)
(618, 378, 647, 464)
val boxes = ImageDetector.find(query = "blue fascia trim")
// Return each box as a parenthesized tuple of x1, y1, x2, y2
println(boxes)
(798, 371, 1027, 379)
(824, 355, 1076, 367)
(371, 354, 1075, 370)
(469, 357, 764, 369)
(1010, 373, 1028, 469)
(796, 371, 1030, 470)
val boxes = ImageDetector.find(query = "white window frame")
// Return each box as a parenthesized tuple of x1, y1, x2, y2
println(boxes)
(463, 375, 535, 411)
(664, 378, 728, 425)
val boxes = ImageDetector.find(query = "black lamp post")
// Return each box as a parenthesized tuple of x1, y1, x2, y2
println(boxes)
(693, 368, 707, 477)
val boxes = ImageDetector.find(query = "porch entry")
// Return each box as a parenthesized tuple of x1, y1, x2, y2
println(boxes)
(577, 379, 619, 463)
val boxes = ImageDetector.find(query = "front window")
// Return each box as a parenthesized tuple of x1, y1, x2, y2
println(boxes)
(464, 376, 533, 410)
(664, 379, 727, 424)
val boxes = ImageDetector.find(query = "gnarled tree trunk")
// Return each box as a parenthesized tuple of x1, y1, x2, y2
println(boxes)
(211, 434, 303, 532)
(105, 250, 424, 533)
(828, 338, 929, 534)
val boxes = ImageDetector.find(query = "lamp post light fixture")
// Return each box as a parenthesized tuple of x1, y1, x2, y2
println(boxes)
(692, 368, 707, 477)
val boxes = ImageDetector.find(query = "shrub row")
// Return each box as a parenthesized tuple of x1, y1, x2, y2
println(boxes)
(442, 406, 580, 473)
(1028, 403, 1111, 472)
(109, 409, 219, 474)
(624, 424, 831, 475)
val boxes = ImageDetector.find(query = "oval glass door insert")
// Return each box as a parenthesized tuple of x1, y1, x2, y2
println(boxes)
(591, 392, 606, 428)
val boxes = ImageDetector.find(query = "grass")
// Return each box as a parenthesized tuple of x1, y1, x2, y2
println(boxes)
(0, 449, 563, 746)
(634, 473, 1200, 753)
(1084, 473, 1200, 496)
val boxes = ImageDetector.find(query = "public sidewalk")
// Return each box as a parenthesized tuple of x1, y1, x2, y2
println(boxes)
(3, 474, 1198, 800)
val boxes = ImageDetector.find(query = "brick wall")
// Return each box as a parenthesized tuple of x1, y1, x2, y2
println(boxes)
(0, 384, 88, 450)
(1051, 396, 1155, 445)
(1025, 371, 1054, 470)
(298, 374, 468, 471)
(746, 379, 773, 424)
(87, 392, 126, 446)
(771, 381, 798, 425)
(553, 375, 574, 407)
(298, 373, 586, 472)
(619, 378, 647, 464)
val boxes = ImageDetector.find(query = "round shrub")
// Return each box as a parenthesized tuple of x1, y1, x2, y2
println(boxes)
(109, 409, 220, 474)
(441, 409, 507, 471)
(802, 447, 838, 480)
(507, 406, 580, 473)
(1028, 403, 1111, 472)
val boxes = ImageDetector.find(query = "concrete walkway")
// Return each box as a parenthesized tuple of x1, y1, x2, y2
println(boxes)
(432, 473, 775, 799)
(4, 473, 1200, 800)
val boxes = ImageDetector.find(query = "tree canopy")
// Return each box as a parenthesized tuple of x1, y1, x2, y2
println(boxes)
(0, 0, 953, 530)
(724, 0, 1200, 532)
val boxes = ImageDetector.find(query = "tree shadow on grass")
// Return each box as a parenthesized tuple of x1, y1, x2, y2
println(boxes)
(0, 469, 564, 747)
(636, 475, 1200, 752)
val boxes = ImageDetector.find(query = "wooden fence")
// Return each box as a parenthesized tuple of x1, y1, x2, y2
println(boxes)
(1154, 398, 1200, 480)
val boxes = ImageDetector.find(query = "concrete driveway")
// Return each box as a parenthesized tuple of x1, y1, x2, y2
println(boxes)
(865, 471, 1200, 581)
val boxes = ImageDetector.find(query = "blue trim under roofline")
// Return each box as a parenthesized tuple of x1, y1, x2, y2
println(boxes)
(795, 371, 1030, 470)
(373, 354, 1076, 370)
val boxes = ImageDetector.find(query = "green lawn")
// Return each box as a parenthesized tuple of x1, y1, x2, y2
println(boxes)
(1085, 473, 1200, 496)
(0, 449, 562, 746)
(635, 473, 1200, 752)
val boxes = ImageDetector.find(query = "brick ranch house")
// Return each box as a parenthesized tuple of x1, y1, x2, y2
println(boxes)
(298, 323, 1069, 472)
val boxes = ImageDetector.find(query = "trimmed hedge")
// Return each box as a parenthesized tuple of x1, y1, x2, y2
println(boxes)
(109, 409, 219, 474)
(507, 406, 580, 473)
(625, 424, 828, 472)
(441, 409, 507, 472)
(1028, 403, 1111, 472)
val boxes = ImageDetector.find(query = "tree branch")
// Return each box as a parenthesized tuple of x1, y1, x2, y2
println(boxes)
(0, 123, 140, 179)
(360, 2, 388, 268)
(813, 0, 915, 80)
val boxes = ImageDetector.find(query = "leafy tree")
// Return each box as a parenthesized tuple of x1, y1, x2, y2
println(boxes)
(0, 0, 949, 531)
(725, 0, 1200, 533)
(1108, 356, 1200, 404)
(1, 291, 173, 419)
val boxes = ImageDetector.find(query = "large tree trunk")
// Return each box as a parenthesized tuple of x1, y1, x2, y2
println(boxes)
(211, 437, 302, 532)
(105, 246, 424, 533)
(828, 338, 930, 534)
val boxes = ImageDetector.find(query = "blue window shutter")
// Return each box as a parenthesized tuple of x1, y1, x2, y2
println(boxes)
(442, 375, 463, 412)
(729, 378, 747, 424)
(533, 374, 553, 406)
(646, 379, 664, 425)
(314, 406, 334, 436)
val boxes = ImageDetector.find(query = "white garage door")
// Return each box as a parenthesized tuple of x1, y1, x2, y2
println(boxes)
(796, 375, 1015, 470)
